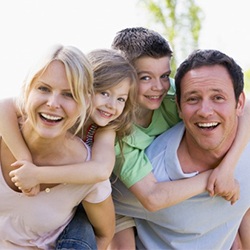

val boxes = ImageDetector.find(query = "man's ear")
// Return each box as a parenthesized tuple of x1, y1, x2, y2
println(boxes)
(175, 96, 183, 119)
(237, 92, 246, 116)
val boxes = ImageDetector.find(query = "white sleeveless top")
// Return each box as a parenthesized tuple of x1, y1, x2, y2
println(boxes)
(0, 140, 111, 249)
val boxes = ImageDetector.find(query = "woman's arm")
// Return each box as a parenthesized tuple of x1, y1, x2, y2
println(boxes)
(9, 128, 116, 189)
(207, 99, 250, 201)
(0, 97, 32, 161)
(83, 195, 115, 250)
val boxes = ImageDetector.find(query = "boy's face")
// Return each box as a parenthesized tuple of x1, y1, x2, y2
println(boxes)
(134, 56, 171, 111)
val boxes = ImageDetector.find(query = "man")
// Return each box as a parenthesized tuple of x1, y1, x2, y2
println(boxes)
(112, 49, 250, 249)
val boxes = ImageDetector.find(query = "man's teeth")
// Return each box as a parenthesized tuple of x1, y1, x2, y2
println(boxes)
(41, 113, 62, 121)
(198, 122, 218, 128)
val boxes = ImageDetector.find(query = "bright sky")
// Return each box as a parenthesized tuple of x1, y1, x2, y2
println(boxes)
(1, 0, 250, 99)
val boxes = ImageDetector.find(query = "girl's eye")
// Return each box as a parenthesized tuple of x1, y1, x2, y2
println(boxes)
(101, 92, 109, 97)
(139, 75, 151, 81)
(117, 97, 126, 103)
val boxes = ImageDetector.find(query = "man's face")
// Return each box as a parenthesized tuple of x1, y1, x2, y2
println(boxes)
(178, 65, 245, 153)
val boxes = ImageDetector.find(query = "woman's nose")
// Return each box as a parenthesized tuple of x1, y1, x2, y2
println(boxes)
(46, 94, 60, 109)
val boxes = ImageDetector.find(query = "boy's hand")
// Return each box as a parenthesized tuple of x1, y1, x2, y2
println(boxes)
(9, 160, 40, 193)
(206, 167, 240, 205)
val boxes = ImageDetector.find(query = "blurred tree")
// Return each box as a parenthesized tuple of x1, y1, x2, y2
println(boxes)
(244, 69, 250, 95)
(140, 0, 203, 76)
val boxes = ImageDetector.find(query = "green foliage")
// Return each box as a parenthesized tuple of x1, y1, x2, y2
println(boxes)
(244, 68, 250, 96)
(140, 0, 203, 76)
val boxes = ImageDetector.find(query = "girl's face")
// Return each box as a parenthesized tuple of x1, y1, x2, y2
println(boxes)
(26, 60, 81, 138)
(135, 56, 171, 111)
(90, 78, 130, 127)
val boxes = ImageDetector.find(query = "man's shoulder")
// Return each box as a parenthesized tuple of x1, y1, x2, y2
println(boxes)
(145, 122, 184, 157)
(152, 121, 184, 144)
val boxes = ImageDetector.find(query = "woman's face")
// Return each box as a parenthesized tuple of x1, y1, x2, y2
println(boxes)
(26, 60, 81, 139)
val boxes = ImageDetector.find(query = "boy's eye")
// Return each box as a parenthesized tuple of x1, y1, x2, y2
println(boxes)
(161, 74, 170, 81)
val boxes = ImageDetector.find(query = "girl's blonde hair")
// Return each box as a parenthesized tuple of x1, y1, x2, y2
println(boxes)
(18, 44, 94, 135)
(87, 49, 138, 140)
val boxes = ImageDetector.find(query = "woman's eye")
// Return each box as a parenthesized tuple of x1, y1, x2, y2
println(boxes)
(63, 92, 74, 98)
(38, 86, 49, 92)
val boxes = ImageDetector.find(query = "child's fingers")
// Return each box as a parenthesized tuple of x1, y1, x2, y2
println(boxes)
(22, 186, 40, 197)
(206, 177, 216, 196)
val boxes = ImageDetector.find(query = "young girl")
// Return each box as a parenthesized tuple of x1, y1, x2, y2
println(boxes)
(1, 48, 138, 195)
(0, 44, 115, 249)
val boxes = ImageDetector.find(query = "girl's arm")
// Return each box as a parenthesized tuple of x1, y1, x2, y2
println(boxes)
(207, 99, 250, 200)
(83, 195, 115, 250)
(0, 97, 39, 196)
(0, 97, 32, 161)
(10, 128, 116, 189)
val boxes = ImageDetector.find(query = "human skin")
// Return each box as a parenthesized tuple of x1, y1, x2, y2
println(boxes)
(178, 64, 244, 174)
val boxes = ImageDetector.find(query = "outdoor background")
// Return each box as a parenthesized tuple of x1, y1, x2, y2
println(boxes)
(1, 0, 249, 99)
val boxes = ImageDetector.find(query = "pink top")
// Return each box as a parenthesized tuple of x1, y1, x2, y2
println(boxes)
(0, 141, 111, 249)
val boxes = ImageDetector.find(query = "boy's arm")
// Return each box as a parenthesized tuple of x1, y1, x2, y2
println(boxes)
(9, 128, 116, 189)
(0, 97, 32, 161)
(207, 99, 250, 200)
(83, 195, 115, 250)
(130, 170, 212, 212)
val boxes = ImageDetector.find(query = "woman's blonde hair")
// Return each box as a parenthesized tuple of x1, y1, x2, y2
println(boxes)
(18, 44, 94, 135)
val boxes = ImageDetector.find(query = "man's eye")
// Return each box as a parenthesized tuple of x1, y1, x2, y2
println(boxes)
(187, 97, 199, 103)
(214, 95, 224, 101)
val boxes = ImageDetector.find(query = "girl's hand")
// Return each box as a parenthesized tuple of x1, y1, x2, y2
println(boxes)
(21, 185, 40, 196)
(9, 160, 41, 195)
